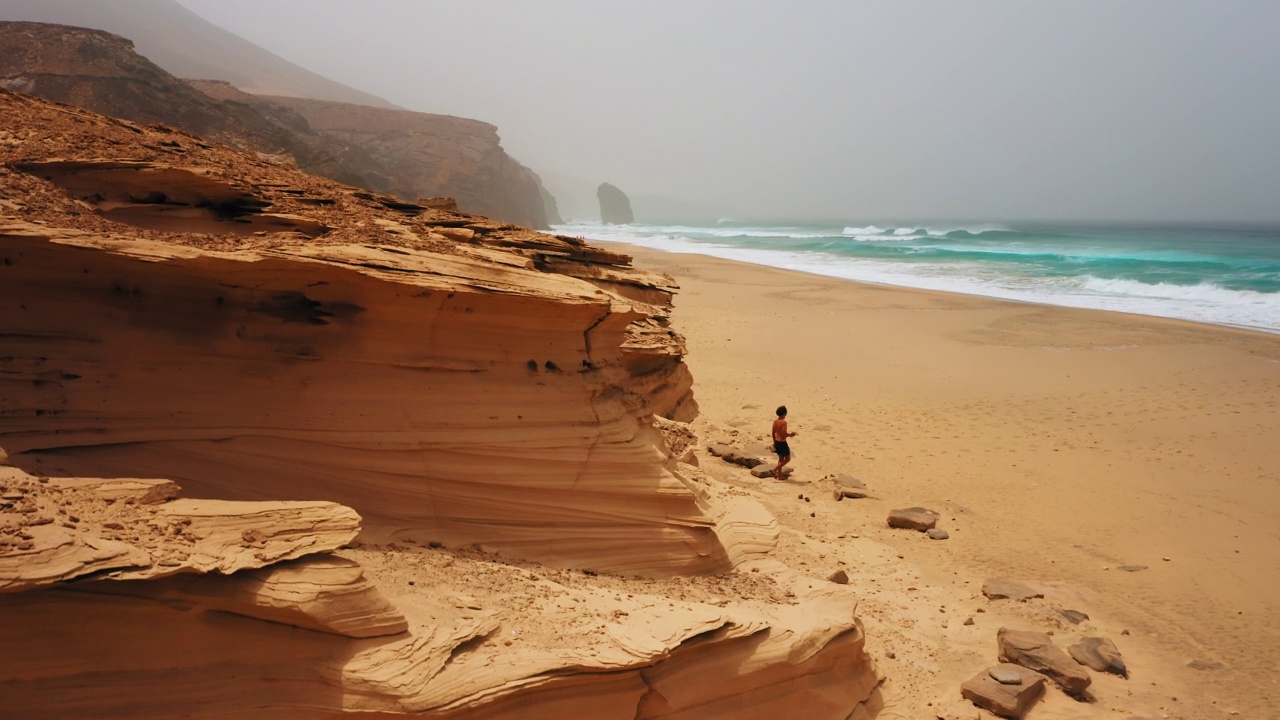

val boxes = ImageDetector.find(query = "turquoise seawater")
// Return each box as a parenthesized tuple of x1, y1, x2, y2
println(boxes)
(555, 221, 1280, 333)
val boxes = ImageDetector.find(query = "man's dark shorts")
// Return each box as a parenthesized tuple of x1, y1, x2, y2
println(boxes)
(773, 441, 791, 459)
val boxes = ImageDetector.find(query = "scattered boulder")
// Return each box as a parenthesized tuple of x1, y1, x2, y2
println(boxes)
(997, 627, 1092, 697)
(707, 445, 766, 468)
(828, 569, 849, 585)
(750, 464, 793, 479)
(1058, 608, 1089, 625)
(831, 473, 871, 500)
(926, 528, 950, 540)
(597, 182, 635, 224)
(1068, 636, 1128, 678)
(960, 663, 1047, 719)
(886, 507, 939, 531)
(982, 578, 1043, 601)
(1188, 659, 1225, 671)
(1117, 564, 1148, 572)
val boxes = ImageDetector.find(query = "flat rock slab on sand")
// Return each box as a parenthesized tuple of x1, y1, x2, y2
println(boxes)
(1058, 608, 1089, 624)
(961, 663, 1047, 719)
(1068, 636, 1128, 678)
(997, 627, 1092, 697)
(886, 506, 939, 531)
(706, 444, 766, 468)
(983, 578, 1044, 601)
(831, 473, 871, 500)
(750, 464, 794, 479)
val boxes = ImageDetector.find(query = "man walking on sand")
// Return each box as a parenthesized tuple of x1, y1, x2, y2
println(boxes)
(771, 405, 797, 480)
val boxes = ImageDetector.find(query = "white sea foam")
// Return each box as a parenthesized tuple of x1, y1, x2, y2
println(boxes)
(553, 222, 1279, 333)
(842, 223, 1010, 238)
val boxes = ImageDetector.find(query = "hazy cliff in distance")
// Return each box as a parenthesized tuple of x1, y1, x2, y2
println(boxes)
(0, 0, 397, 107)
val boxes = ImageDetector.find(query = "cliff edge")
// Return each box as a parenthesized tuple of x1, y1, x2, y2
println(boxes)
(0, 88, 881, 717)
(192, 81, 555, 229)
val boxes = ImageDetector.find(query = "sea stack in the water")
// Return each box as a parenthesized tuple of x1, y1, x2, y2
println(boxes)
(598, 182, 635, 224)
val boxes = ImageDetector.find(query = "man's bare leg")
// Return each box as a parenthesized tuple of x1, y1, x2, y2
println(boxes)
(774, 456, 790, 480)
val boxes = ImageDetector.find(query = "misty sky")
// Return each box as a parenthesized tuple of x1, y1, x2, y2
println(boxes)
(172, 0, 1279, 223)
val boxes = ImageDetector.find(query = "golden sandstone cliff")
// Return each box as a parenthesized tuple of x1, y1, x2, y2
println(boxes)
(0, 88, 881, 717)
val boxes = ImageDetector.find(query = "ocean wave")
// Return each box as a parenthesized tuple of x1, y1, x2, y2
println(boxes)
(842, 224, 1013, 239)
(843, 225, 887, 235)
(552, 223, 1280, 332)
(923, 223, 1013, 237)
(1081, 277, 1280, 303)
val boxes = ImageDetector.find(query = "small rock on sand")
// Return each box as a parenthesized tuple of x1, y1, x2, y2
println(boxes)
(1058, 608, 1089, 625)
(887, 506, 939, 531)
(961, 663, 1047, 719)
(1117, 564, 1148, 572)
(1187, 659, 1225, 671)
(1068, 636, 1128, 678)
(926, 528, 950, 540)
(989, 666, 1023, 685)
(831, 473, 871, 500)
(828, 569, 849, 585)
(997, 627, 1092, 697)
(750, 464, 793, 479)
(982, 578, 1043, 601)
(706, 444, 766, 468)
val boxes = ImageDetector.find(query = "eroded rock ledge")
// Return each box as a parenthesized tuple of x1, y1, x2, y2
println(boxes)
(0, 86, 701, 575)
(0, 217, 712, 574)
(0, 88, 882, 717)
(1, 459, 882, 719)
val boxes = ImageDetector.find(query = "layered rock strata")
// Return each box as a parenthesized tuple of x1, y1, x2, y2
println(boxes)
(0, 88, 882, 717)
(0, 459, 882, 718)
(0, 88, 701, 573)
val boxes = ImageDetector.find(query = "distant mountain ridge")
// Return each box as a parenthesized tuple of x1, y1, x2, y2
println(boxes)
(0, 21, 363, 188)
(0, 21, 554, 228)
(0, 0, 397, 108)
(191, 81, 552, 229)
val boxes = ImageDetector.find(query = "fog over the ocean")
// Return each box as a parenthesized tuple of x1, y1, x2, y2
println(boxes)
(168, 1, 1278, 223)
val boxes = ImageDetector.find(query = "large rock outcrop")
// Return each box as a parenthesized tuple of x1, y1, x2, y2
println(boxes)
(0, 458, 883, 719)
(599, 181, 636, 224)
(0, 87, 698, 574)
(191, 81, 555, 229)
(0, 88, 882, 718)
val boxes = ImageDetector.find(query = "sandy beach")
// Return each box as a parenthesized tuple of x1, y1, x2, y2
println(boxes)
(611, 242, 1280, 719)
